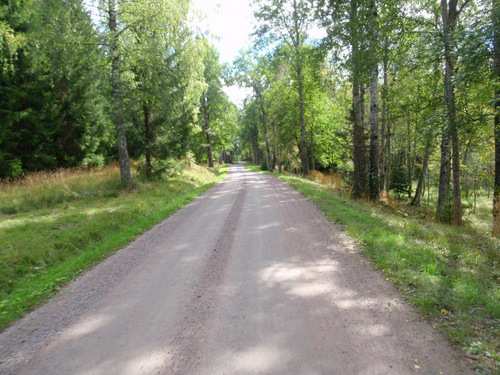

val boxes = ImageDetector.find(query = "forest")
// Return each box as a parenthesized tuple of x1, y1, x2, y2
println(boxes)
(1, 0, 499, 231)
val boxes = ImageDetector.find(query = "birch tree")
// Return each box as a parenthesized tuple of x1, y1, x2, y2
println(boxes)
(493, 0, 500, 234)
(253, 0, 314, 176)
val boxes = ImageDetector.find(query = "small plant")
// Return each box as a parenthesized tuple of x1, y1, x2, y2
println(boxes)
(81, 154, 105, 170)
(260, 157, 269, 171)
(136, 158, 183, 180)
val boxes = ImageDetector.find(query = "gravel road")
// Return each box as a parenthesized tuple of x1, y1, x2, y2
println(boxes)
(0, 164, 470, 374)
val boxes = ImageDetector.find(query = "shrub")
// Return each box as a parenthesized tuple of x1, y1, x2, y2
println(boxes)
(260, 157, 269, 171)
(81, 154, 105, 170)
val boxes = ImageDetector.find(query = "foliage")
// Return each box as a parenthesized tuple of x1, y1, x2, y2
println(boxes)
(0, 0, 215, 180)
(0, 0, 112, 178)
(118, 0, 205, 179)
(237, 0, 497, 228)
(390, 151, 411, 198)
(193, 42, 239, 165)
(260, 155, 269, 171)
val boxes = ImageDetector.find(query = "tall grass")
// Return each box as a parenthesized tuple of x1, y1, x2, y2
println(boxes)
(308, 170, 345, 190)
(0, 162, 227, 330)
(0, 164, 124, 214)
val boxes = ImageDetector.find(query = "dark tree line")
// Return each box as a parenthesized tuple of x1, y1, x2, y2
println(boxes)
(0, 0, 238, 182)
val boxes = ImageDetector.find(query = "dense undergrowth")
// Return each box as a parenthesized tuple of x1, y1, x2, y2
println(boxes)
(246, 164, 499, 374)
(0, 161, 227, 330)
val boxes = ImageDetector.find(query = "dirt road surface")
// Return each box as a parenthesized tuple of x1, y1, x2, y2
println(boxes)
(0, 164, 470, 374)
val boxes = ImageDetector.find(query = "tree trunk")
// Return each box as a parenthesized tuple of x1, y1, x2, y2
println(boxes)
(310, 126, 316, 171)
(143, 103, 152, 180)
(438, 0, 460, 224)
(252, 120, 260, 165)
(406, 117, 415, 198)
(379, 43, 388, 192)
(298, 64, 309, 176)
(493, 0, 500, 234)
(385, 119, 391, 192)
(448, 0, 462, 226)
(383, 60, 391, 192)
(202, 94, 214, 168)
(411, 136, 433, 206)
(271, 120, 277, 172)
(451, 127, 462, 225)
(437, 129, 452, 221)
(108, 0, 132, 185)
(260, 100, 273, 172)
(369, 66, 380, 200)
(352, 76, 367, 198)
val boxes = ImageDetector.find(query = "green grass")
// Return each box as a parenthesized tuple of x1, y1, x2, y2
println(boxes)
(246, 164, 500, 374)
(0, 162, 227, 330)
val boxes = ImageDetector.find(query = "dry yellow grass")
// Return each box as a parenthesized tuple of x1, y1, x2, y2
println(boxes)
(0, 164, 125, 214)
(308, 170, 344, 189)
(1, 164, 121, 190)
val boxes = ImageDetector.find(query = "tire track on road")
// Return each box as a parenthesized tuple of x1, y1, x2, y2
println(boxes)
(165, 172, 248, 374)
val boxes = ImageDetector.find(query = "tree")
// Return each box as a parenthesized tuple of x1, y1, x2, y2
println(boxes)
(239, 100, 262, 163)
(368, 0, 380, 200)
(123, 0, 203, 179)
(0, 0, 112, 177)
(253, 0, 314, 175)
(234, 51, 275, 170)
(437, 0, 455, 222)
(493, 0, 500, 234)
(105, 0, 132, 184)
(198, 42, 234, 167)
(315, 0, 380, 197)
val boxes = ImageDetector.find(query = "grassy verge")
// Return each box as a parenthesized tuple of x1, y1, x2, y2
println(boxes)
(0, 162, 227, 330)
(246, 164, 499, 374)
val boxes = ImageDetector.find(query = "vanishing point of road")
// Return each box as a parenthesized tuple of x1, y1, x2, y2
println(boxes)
(0, 164, 469, 374)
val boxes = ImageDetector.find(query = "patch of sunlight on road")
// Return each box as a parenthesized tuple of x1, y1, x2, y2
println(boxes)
(180, 255, 200, 263)
(233, 344, 289, 373)
(254, 222, 280, 231)
(260, 263, 304, 284)
(334, 297, 392, 312)
(363, 324, 391, 337)
(62, 313, 113, 341)
(288, 282, 335, 298)
(259, 260, 338, 298)
(124, 350, 172, 374)
(204, 344, 290, 374)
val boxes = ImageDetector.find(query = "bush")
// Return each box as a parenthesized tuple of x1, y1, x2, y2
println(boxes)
(0, 158, 23, 178)
(136, 158, 183, 180)
(391, 154, 410, 198)
(260, 157, 269, 171)
(81, 154, 105, 170)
